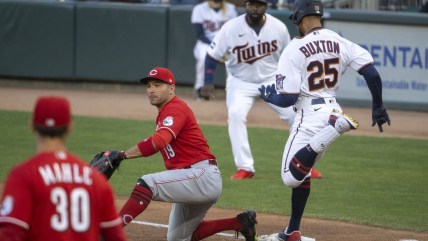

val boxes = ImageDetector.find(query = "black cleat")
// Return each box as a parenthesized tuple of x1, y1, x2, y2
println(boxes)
(236, 210, 258, 241)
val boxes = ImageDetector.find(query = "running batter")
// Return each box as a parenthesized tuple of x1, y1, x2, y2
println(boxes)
(257, 0, 390, 240)
(96, 67, 257, 241)
(191, 0, 237, 100)
(202, 0, 297, 179)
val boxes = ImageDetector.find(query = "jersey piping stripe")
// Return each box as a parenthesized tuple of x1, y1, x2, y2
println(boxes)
(100, 217, 122, 228)
(0, 217, 30, 230)
(158, 126, 176, 139)
(283, 110, 305, 173)
(155, 169, 206, 185)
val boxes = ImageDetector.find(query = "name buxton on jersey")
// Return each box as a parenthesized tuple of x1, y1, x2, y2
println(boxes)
(232, 40, 278, 64)
(300, 40, 340, 58)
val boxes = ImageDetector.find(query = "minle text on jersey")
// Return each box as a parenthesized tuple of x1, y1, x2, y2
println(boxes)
(38, 163, 93, 186)
(233, 40, 278, 64)
(300, 40, 340, 58)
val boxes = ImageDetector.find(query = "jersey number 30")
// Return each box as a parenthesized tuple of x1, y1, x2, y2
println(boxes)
(51, 187, 90, 232)
(307, 58, 339, 91)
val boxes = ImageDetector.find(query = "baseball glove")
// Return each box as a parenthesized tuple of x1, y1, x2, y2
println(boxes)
(200, 84, 215, 100)
(90, 150, 125, 180)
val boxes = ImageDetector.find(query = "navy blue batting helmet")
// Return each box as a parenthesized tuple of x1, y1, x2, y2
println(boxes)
(245, 0, 268, 4)
(289, 0, 323, 25)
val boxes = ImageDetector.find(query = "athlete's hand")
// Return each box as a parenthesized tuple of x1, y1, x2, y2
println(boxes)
(258, 84, 276, 102)
(371, 106, 391, 132)
(201, 84, 214, 100)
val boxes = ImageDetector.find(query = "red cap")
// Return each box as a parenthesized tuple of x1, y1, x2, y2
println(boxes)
(140, 67, 175, 85)
(33, 96, 71, 128)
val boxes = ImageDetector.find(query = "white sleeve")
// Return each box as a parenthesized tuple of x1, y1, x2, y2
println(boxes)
(191, 5, 202, 24)
(338, 36, 374, 71)
(206, 24, 229, 61)
(276, 48, 302, 94)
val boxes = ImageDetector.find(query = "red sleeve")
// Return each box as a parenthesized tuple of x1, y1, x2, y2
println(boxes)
(151, 129, 174, 150)
(0, 166, 32, 229)
(0, 223, 27, 241)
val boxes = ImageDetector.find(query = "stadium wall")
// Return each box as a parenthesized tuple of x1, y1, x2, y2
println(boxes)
(0, 0, 427, 110)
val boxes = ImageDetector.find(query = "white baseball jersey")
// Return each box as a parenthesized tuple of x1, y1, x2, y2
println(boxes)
(275, 28, 374, 97)
(207, 14, 291, 83)
(191, 2, 237, 42)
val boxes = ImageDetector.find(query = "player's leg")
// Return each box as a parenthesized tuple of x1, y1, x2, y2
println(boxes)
(267, 102, 296, 128)
(168, 203, 211, 241)
(193, 43, 209, 100)
(268, 103, 323, 178)
(118, 178, 153, 226)
(119, 167, 221, 226)
(226, 79, 257, 178)
(272, 108, 358, 239)
(191, 209, 257, 241)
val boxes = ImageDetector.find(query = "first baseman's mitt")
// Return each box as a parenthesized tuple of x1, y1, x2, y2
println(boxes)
(90, 150, 125, 180)
(200, 84, 215, 100)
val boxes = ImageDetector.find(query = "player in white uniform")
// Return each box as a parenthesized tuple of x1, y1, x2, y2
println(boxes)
(191, 0, 237, 100)
(201, 0, 306, 179)
(257, 0, 391, 240)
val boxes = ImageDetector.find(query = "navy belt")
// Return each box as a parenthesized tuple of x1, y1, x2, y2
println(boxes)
(311, 98, 337, 105)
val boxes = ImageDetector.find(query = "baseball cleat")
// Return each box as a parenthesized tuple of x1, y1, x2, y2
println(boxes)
(258, 230, 302, 241)
(310, 168, 322, 179)
(236, 210, 258, 241)
(193, 88, 210, 101)
(328, 113, 359, 134)
(231, 169, 255, 179)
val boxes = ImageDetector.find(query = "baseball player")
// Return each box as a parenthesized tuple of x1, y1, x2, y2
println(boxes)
(191, 0, 237, 100)
(92, 67, 257, 241)
(0, 96, 126, 241)
(257, 0, 391, 240)
(201, 0, 322, 179)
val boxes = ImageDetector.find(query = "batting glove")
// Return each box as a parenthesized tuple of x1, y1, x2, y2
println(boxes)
(372, 106, 391, 132)
(258, 84, 277, 102)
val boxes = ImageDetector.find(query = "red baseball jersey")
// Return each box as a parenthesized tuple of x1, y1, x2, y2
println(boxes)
(156, 96, 216, 169)
(0, 151, 124, 241)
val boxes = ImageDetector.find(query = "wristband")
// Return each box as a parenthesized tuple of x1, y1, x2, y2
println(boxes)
(137, 137, 158, 157)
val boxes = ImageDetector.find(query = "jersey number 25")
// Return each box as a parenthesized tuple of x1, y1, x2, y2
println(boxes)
(307, 58, 339, 91)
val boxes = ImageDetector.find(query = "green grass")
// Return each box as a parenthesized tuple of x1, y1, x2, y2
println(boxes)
(1, 110, 427, 232)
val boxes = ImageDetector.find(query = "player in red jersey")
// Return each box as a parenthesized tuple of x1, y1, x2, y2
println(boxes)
(98, 67, 258, 241)
(0, 96, 126, 241)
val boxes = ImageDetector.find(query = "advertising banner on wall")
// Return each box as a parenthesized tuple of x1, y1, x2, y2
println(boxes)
(324, 21, 428, 107)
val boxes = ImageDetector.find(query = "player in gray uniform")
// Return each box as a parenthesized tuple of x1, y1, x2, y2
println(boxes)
(201, 0, 297, 179)
(257, 0, 390, 240)
(100, 67, 257, 241)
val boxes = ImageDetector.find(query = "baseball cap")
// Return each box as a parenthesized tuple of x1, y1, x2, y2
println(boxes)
(140, 67, 175, 85)
(33, 96, 71, 128)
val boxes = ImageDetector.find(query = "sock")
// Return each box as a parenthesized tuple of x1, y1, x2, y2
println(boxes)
(289, 145, 318, 181)
(287, 178, 311, 234)
(191, 218, 241, 241)
(118, 185, 152, 226)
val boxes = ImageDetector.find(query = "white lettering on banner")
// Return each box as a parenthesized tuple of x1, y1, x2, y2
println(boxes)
(356, 77, 427, 91)
(360, 45, 428, 69)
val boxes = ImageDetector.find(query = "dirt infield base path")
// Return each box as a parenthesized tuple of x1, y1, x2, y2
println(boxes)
(1, 80, 427, 241)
